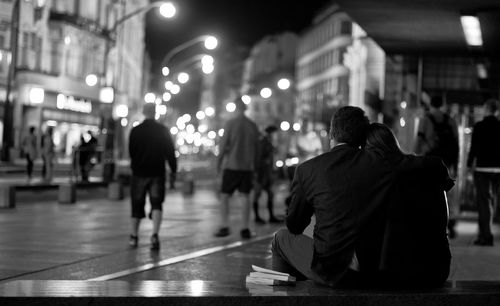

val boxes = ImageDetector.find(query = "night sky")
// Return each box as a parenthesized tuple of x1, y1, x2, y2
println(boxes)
(145, 0, 333, 66)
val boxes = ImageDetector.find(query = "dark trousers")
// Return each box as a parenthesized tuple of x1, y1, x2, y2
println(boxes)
(253, 180, 275, 219)
(26, 154, 34, 178)
(474, 172, 500, 241)
(271, 229, 323, 283)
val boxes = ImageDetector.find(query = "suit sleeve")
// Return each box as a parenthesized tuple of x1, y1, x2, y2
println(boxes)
(128, 128, 136, 160)
(164, 126, 177, 173)
(286, 165, 314, 234)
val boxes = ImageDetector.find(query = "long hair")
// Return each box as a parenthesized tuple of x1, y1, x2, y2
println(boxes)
(365, 123, 404, 155)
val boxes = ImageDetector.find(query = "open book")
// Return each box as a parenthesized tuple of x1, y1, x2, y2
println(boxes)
(245, 265, 296, 286)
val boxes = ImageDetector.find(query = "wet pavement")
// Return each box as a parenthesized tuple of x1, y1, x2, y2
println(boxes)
(0, 181, 499, 297)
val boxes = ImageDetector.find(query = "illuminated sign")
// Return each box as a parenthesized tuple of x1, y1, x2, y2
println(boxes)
(56, 94, 92, 113)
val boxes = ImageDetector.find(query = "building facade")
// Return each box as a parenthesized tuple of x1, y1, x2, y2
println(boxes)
(0, 0, 147, 161)
(241, 32, 297, 131)
(295, 5, 352, 132)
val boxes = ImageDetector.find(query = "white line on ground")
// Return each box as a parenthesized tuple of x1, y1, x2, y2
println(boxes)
(88, 233, 276, 281)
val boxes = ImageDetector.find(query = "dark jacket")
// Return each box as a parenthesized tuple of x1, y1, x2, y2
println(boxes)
(286, 145, 394, 287)
(129, 119, 177, 177)
(467, 115, 500, 168)
(378, 153, 453, 288)
(286, 145, 452, 288)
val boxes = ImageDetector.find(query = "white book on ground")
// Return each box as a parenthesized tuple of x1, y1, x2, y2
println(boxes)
(251, 265, 290, 276)
(249, 272, 296, 282)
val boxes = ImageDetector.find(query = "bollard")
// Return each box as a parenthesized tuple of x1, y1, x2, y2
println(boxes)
(0, 186, 15, 208)
(108, 181, 124, 200)
(58, 183, 76, 204)
(182, 172, 195, 196)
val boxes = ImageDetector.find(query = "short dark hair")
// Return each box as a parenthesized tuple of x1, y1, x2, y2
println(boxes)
(330, 106, 369, 146)
(235, 97, 247, 111)
(29, 126, 35, 133)
(430, 96, 443, 108)
(484, 99, 499, 114)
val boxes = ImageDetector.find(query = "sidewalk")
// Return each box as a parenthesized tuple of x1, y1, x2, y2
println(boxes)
(0, 182, 499, 285)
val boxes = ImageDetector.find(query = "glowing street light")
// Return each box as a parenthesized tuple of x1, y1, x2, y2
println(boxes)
(208, 131, 216, 139)
(170, 127, 179, 135)
(170, 84, 181, 95)
(202, 64, 214, 74)
(260, 87, 272, 99)
(164, 80, 173, 90)
(226, 102, 236, 112)
(201, 55, 214, 66)
(159, 2, 176, 18)
(241, 95, 251, 105)
(85, 74, 98, 87)
(163, 92, 172, 102)
(144, 92, 156, 103)
(29, 87, 44, 104)
(196, 110, 206, 120)
(162, 66, 170, 76)
(115, 104, 128, 118)
(182, 114, 191, 122)
(177, 72, 190, 84)
(293, 122, 301, 131)
(277, 78, 291, 90)
(205, 106, 215, 117)
(204, 36, 218, 50)
(280, 121, 290, 131)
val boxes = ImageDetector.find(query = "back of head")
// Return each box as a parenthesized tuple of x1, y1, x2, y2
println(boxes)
(365, 123, 403, 155)
(484, 98, 499, 115)
(330, 106, 369, 146)
(143, 103, 156, 119)
(235, 96, 247, 113)
(430, 96, 443, 109)
(264, 125, 278, 134)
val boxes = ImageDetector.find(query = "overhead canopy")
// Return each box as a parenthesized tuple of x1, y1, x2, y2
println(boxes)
(333, 0, 500, 55)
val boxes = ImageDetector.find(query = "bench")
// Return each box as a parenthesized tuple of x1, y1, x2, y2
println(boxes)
(0, 181, 109, 208)
(0, 280, 499, 306)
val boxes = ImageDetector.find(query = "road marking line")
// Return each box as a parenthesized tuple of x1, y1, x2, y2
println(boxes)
(88, 233, 275, 281)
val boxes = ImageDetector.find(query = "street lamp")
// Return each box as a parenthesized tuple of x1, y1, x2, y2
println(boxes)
(160, 35, 218, 74)
(177, 72, 190, 84)
(101, 1, 177, 181)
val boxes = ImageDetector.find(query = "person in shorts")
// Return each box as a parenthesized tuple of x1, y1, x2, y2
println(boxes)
(128, 103, 177, 250)
(215, 96, 260, 239)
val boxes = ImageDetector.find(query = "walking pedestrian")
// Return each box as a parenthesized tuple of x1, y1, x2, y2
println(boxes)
(22, 126, 37, 182)
(414, 96, 459, 238)
(128, 103, 177, 250)
(467, 99, 500, 246)
(41, 127, 55, 182)
(214, 96, 260, 239)
(253, 125, 282, 224)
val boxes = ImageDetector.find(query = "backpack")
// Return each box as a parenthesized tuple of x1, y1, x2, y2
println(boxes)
(426, 114, 459, 166)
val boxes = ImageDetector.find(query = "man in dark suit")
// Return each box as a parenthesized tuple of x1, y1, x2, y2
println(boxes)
(271, 106, 394, 287)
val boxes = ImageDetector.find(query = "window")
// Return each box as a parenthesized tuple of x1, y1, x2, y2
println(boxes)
(340, 20, 352, 35)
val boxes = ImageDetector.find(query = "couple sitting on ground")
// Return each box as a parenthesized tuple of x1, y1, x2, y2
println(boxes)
(272, 106, 453, 288)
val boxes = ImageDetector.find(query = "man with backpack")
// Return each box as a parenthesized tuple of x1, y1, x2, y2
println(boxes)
(415, 96, 459, 238)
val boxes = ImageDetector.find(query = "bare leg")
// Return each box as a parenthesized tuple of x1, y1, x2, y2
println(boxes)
(242, 193, 251, 230)
(220, 193, 230, 228)
(131, 218, 141, 236)
(151, 209, 162, 235)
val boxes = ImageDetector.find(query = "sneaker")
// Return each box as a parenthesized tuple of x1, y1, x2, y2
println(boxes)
(473, 238, 494, 246)
(240, 228, 256, 239)
(129, 235, 138, 248)
(214, 227, 230, 237)
(269, 216, 283, 224)
(255, 217, 266, 224)
(151, 234, 160, 250)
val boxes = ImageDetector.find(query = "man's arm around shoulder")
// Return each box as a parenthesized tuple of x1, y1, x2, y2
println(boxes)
(286, 165, 314, 235)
